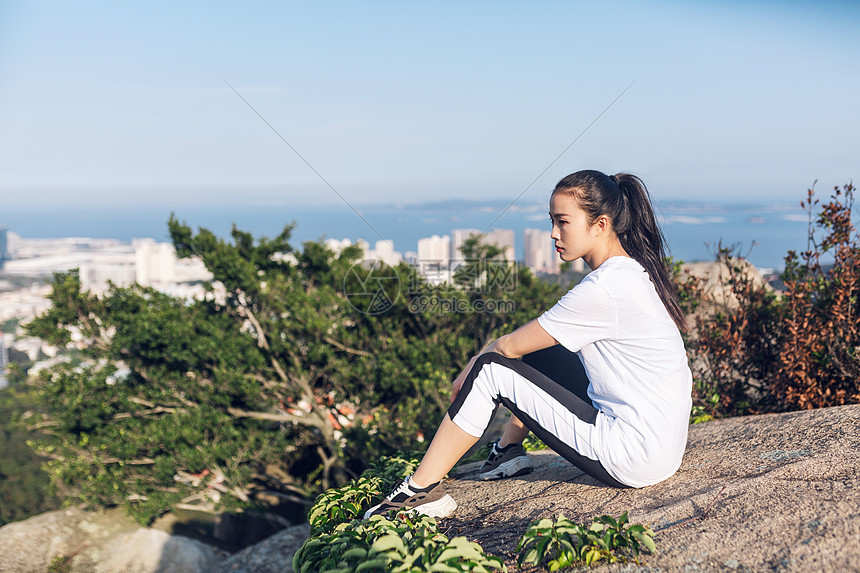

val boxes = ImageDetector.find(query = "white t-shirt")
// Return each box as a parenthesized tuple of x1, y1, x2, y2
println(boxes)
(537, 256, 692, 487)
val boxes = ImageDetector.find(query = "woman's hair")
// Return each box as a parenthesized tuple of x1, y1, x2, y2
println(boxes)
(553, 170, 686, 331)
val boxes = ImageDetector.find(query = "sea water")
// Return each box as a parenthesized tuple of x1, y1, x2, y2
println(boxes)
(0, 200, 820, 271)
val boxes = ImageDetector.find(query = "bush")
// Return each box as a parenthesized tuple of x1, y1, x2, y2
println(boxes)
(682, 183, 860, 415)
(295, 513, 506, 573)
(773, 183, 860, 408)
(308, 453, 420, 536)
(298, 453, 506, 573)
(516, 512, 655, 569)
(0, 386, 60, 527)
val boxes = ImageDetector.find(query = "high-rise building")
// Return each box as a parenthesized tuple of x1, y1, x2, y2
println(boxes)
(524, 228, 585, 274)
(370, 240, 403, 267)
(451, 228, 515, 262)
(134, 239, 176, 286)
(451, 229, 480, 261)
(0, 226, 8, 269)
(417, 235, 450, 265)
(524, 228, 559, 274)
(482, 229, 515, 262)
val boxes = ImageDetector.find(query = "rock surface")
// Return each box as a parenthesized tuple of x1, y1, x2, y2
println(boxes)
(0, 507, 228, 573)
(216, 523, 309, 573)
(680, 260, 771, 313)
(446, 404, 860, 572)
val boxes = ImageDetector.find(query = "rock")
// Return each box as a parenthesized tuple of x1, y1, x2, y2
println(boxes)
(445, 404, 860, 572)
(0, 506, 228, 573)
(680, 259, 771, 313)
(216, 523, 310, 573)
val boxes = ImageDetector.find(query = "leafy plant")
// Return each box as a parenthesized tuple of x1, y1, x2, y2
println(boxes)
(308, 476, 384, 536)
(294, 513, 506, 573)
(308, 453, 421, 535)
(516, 512, 655, 570)
(689, 405, 714, 425)
(522, 433, 548, 452)
(0, 386, 59, 527)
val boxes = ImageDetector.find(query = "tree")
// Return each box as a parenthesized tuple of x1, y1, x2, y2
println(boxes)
(24, 219, 562, 525)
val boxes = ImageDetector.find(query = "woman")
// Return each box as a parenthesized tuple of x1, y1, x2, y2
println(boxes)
(366, 170, 692, 518)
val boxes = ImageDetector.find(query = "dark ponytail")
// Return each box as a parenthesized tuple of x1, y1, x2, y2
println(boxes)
(553, 170, 686, 331)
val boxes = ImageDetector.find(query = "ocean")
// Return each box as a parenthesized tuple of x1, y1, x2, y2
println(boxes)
(1, 199, 820, 270)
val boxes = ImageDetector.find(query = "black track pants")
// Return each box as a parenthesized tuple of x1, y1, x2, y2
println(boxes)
(448, 347, 628, 488)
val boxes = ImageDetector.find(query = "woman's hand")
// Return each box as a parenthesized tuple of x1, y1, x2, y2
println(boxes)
(450, 322, 557, 402)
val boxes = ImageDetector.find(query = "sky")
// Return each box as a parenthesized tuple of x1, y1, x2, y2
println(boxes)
(1, 0, 858, 210)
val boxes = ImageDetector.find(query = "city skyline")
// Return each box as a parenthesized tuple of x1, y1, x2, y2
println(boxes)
(0, 190, 824, 271)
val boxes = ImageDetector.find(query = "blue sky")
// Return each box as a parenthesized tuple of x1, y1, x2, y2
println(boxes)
(1, 0, 858, 209)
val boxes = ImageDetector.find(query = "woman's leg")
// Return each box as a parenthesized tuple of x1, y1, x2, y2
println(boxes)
(366, 351, 624, 519)
(447, 352, 628, 488)
(497, 345, 590, 448)
(412, 414, 478, 486)
(498, 414, 529, 448)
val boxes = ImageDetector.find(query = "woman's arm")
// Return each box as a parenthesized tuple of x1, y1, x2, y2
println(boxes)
(450, 319, 558, 401)
(484, 319, 558, 359)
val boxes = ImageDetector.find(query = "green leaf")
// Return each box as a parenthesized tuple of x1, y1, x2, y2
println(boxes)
(341, 547, 369, 560)
(370, 533, 407, 555)
(636, 532, 657, 554)
(355, 558, 391, 572)
(518, 546, 539, 566)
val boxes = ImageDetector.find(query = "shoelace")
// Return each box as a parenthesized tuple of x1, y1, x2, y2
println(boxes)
(386, 478, 413, 500)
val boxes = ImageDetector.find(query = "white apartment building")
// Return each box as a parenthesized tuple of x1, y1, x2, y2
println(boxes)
(417, 235, 450, 265)
(135, 239, 176, 286)
(451, 229, 515, 262)
(524, 228, 559, 274)
(369, 240, 403, 267)
(451, 229, 480, 261)
(483, 229, 515, 262)
(524, 228, 584, 274)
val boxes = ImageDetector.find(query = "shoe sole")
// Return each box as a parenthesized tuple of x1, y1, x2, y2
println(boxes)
(479, 456, 534, 481)
(418, 494, 457, 518)
(364, 494, 457, 519)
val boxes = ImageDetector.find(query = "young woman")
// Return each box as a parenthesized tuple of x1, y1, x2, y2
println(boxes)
(366, 170, 692, 518)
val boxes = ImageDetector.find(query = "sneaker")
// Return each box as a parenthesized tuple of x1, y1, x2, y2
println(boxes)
(478, 440, 534, 480)
(364, 476, 457, 519)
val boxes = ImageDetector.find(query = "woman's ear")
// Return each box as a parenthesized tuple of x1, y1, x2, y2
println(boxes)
(592, 214, 611, 236)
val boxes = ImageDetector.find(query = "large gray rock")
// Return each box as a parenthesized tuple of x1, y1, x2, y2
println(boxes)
(0, 506, 228, 573)
(217, 523, 310, 573)
(446, 404, 860, 572)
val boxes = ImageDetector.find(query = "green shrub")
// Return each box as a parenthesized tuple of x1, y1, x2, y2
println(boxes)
(517, 512, 655, 569)
(294, 513, 506, 573)
(681, 183, 860, 416)
(308, 453, 420, 535)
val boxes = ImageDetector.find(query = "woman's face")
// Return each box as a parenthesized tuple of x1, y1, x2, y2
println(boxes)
(549, 192, 599, 266)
